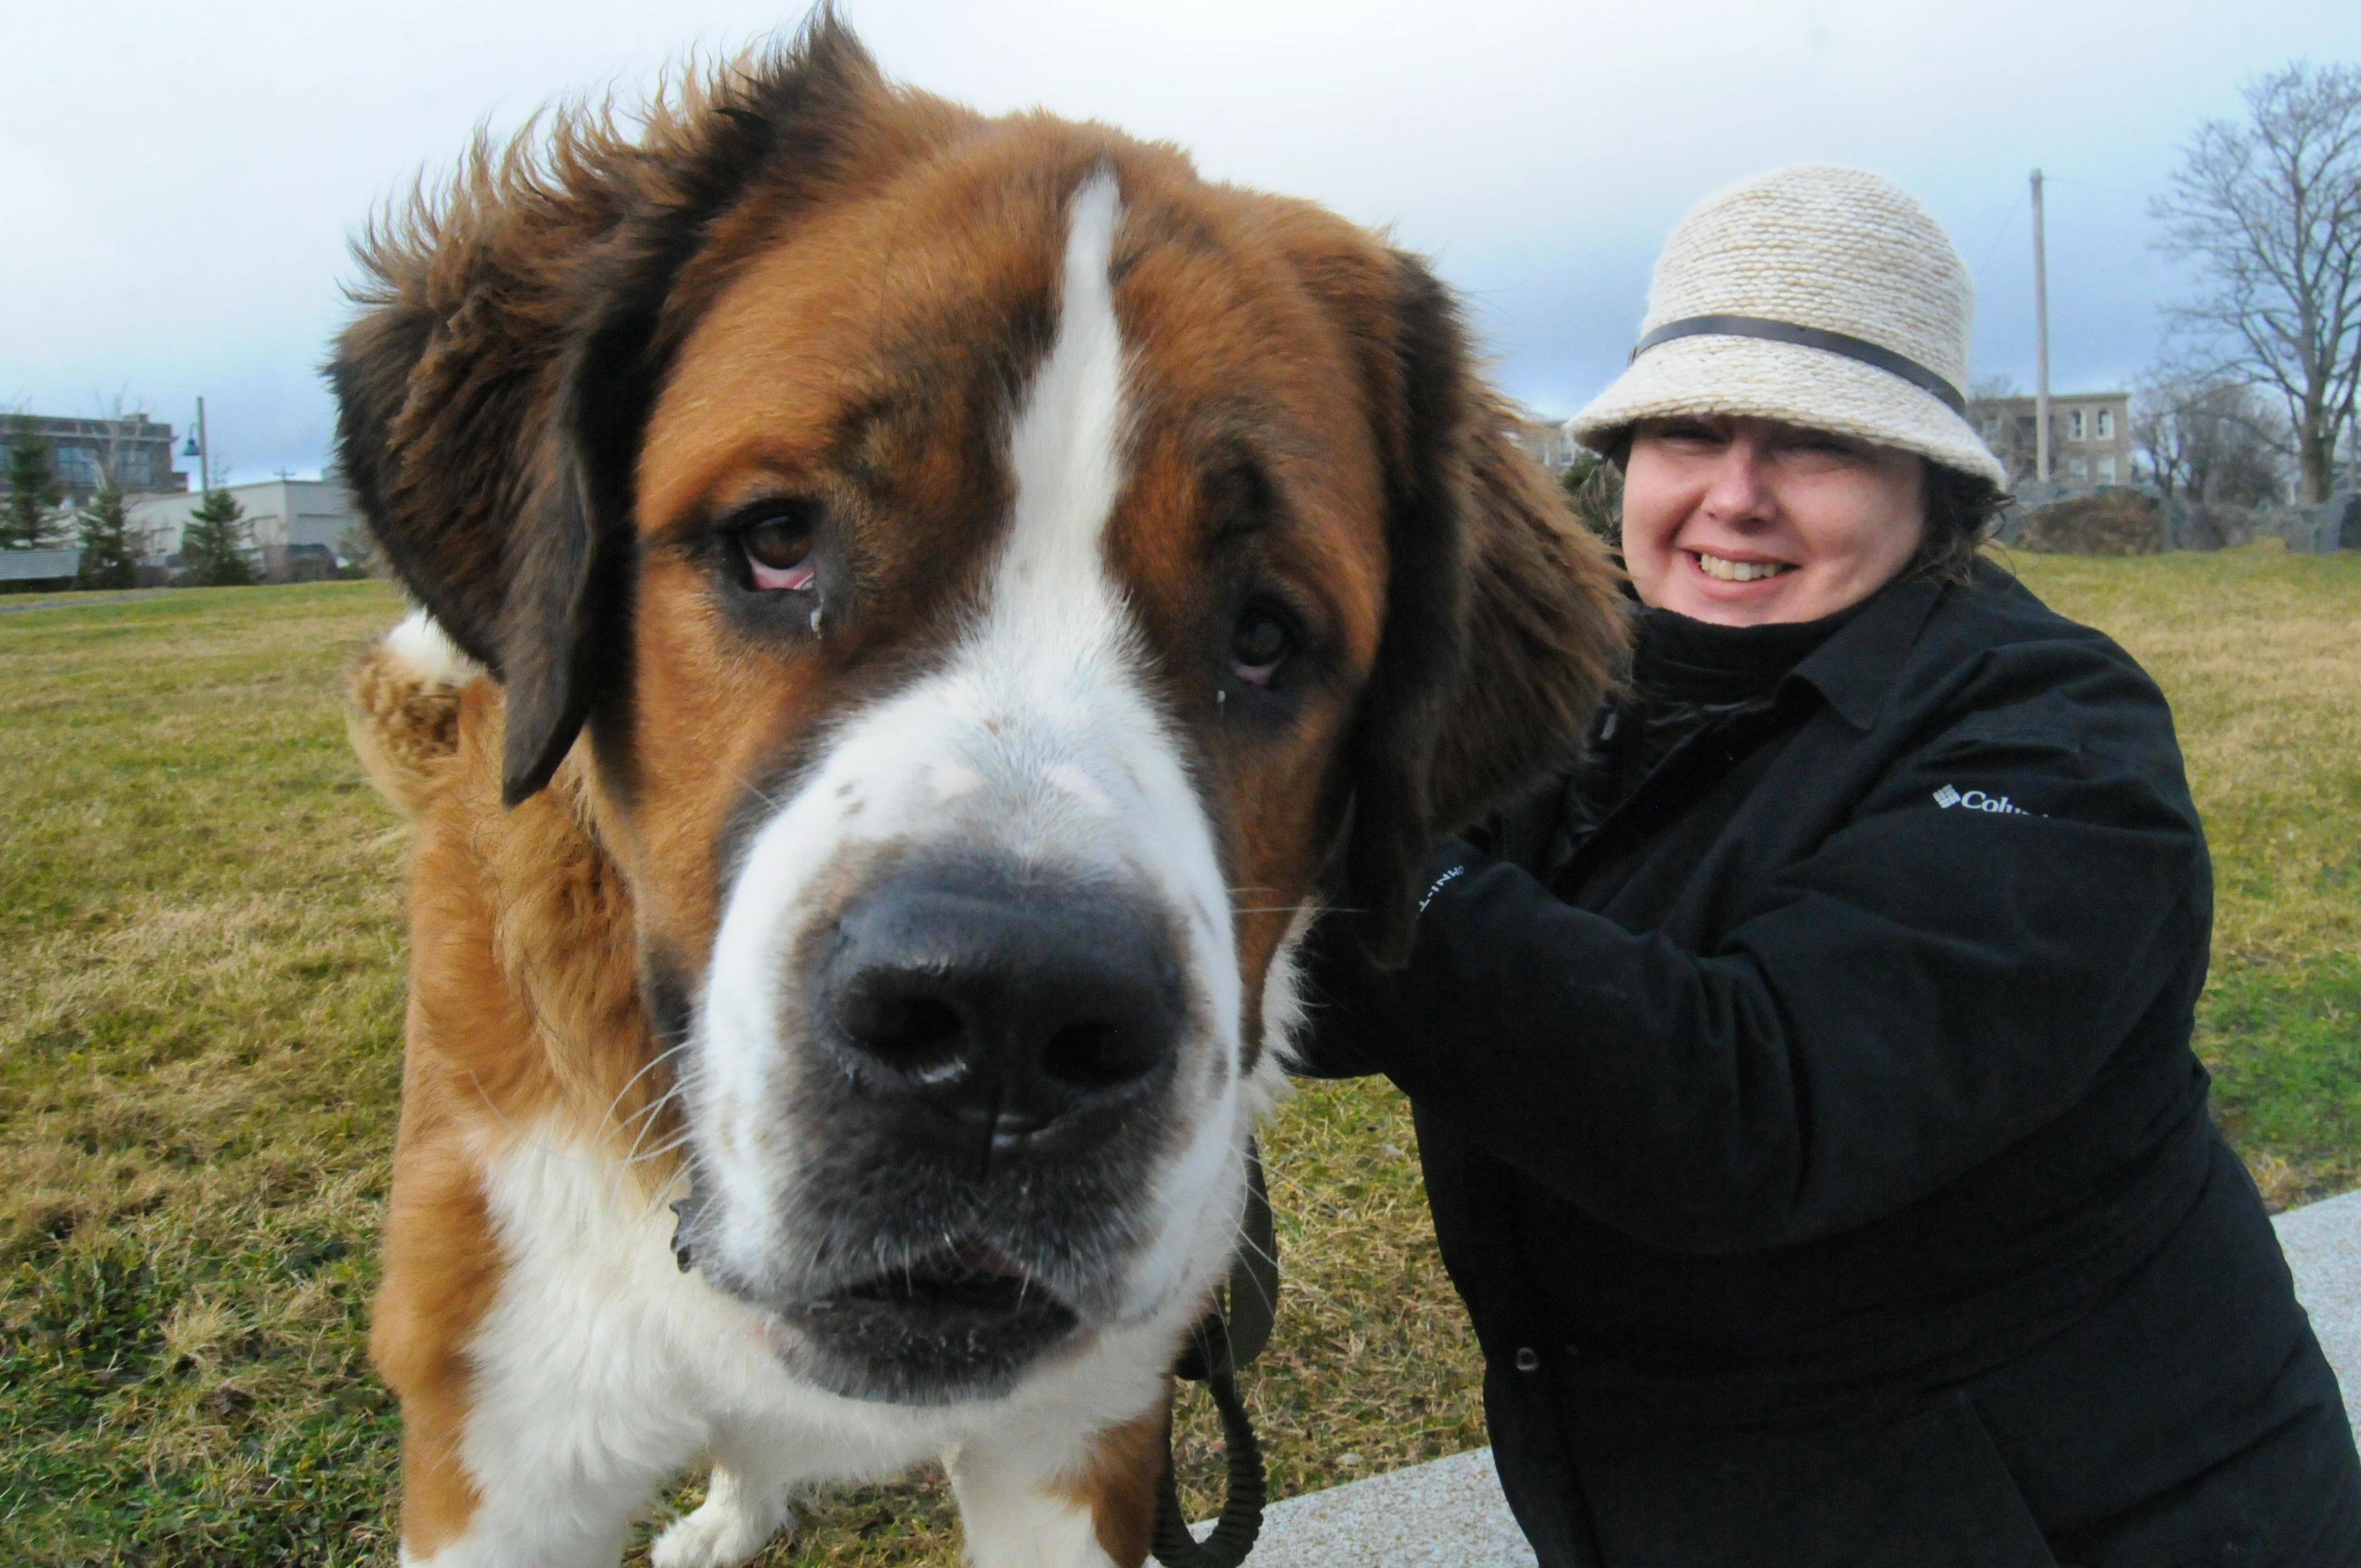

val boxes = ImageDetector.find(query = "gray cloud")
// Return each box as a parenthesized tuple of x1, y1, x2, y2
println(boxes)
(4, 0, 2353, 477)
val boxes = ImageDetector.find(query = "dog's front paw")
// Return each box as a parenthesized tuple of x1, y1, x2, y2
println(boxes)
(651, 1468, 797, 1568)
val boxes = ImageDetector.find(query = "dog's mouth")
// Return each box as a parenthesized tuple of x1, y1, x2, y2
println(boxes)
(831, 1242, 1068, 1324)
(774, 1240, 1084, 1401)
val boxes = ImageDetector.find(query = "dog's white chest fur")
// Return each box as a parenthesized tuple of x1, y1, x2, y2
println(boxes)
(407, 1127, 1150, 1568)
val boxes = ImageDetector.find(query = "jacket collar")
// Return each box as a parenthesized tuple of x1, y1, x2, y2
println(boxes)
(1782, 570, 1949, 732)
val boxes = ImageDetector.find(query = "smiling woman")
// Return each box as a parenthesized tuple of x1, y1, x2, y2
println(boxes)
(1293, 164, 2361, 1568)
(1618, 415, 1927, 623)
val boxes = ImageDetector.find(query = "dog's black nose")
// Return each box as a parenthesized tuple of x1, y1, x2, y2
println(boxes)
(819, 863, 1184, 1148)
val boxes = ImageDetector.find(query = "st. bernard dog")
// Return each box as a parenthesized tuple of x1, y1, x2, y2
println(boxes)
(335, 15, 1623, 1568)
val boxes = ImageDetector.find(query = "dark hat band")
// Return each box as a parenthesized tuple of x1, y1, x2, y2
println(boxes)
(1630, 313, 1967, 417)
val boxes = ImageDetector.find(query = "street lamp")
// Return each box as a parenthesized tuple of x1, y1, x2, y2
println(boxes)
(181, 396, 211, 493)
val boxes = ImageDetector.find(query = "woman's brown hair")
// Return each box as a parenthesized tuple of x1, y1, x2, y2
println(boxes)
(1912, 462, 2009, 582)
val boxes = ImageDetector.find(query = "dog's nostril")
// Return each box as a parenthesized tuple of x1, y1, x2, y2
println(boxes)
(838, 988, 966, 1080)
(818, 864, 1184, 1142)
(1042, 1020, 1156, 1092)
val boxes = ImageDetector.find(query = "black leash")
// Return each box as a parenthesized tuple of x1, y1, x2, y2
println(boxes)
(1152, 1144, 1279, 1568)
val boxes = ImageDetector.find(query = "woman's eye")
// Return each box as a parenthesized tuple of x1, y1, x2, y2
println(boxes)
(1654, 418, 1722, 443)
(1230, 605, 1294, 687)
(1639, 420, 1725, 456)
(741, 513, 817, 591)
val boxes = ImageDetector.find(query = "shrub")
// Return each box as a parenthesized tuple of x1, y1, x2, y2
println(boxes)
(1560, 450, 1622, 543)
(4, 416, 67, 549)
(2017, 491, 2165, 555)
(179, 491, 255, 587)
(74, 484, 140, 590)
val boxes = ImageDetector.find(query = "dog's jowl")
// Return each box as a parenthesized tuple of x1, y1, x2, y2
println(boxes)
(338, 17, 1623, 1568)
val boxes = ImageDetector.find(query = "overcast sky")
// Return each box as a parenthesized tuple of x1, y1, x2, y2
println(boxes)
(6, 0, 2358, 482)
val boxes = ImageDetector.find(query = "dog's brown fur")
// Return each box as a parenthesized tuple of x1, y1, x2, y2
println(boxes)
(353, 661, 672, 1553)
(340, 14, 1624, 1561)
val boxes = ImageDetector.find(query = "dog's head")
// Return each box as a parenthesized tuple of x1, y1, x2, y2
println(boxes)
(334, 17, 1624, 1405)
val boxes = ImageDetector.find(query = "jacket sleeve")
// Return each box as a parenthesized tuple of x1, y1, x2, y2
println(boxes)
(1300, 643, 2211, 1253)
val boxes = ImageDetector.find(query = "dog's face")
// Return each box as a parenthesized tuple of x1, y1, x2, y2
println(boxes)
(334, 22, 1622, 1405)
(627, 166, 1391, 1400)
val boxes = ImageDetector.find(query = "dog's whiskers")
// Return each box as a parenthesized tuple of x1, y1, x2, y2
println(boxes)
(619, 1084, 692, 1170)
(602, 1039, 694, 1134)
(728, 768, 791, 814)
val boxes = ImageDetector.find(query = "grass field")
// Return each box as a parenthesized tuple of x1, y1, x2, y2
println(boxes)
(2, 543, 2355, 1565)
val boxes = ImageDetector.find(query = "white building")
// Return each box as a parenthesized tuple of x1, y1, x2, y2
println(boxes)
(130, 475, 363, 576)
(1505, 410, 1581, 473)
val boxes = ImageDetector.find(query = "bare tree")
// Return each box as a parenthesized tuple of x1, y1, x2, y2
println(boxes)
(2152, 61, 2361, 502)
(2132, 368, 2289, 504)
(1966, 375, 2042, 487)
(86, 393, 175, 498)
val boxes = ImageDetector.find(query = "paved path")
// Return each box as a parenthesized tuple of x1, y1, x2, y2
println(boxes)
(1225, 1189, 2361, 1566)
(0, 591, 151, 614)
(1233, 1449, 1533, 1568)
(2274, 1187, 2361, 1435)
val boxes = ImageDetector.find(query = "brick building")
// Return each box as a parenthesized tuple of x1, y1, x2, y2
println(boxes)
(1968, 391, 2134, 488)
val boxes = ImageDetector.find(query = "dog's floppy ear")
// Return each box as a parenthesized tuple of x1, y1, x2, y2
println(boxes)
(328, 15, 884, 805)
(1337, 254, 1630, 965)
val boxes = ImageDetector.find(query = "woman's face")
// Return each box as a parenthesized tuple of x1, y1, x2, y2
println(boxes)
(1621, 415, 1927, 625)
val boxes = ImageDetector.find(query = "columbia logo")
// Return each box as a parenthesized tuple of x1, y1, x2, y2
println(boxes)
(1934, 784, 2033, 816)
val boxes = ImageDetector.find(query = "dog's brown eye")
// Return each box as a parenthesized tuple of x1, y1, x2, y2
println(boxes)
(742, 511, 817, 591)
(1231, 605, 1293, 687)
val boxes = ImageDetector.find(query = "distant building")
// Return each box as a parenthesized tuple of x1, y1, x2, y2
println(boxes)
(1505, 409, 1580, 474)
(130, 473, 363, 578)
(1968, 391, 2134, 488)
(1, 413, 188, 507)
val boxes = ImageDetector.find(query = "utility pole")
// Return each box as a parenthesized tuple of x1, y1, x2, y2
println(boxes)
(195, 396, 211, 494)
(2030, 164, 2049, 484)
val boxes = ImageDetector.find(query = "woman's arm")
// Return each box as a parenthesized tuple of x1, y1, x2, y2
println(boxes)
(1298, 644, 2210, 1253)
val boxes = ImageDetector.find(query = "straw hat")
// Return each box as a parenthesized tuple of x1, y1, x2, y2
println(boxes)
(1570, 164, 2006, 489)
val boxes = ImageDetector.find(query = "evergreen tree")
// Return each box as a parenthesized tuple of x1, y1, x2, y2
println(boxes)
(334, 518, 382, 579)
(75, 482, 140, 590)
(4, 417, 66, 549)
(1559, 449, 1623, 543)
(179, 489, 254, 586)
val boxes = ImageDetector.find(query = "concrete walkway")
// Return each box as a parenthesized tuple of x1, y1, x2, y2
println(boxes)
(1227, 1189, 2361, 1566)
(0, 591, 150, 614)
(2274, 1187, 2361, 1434)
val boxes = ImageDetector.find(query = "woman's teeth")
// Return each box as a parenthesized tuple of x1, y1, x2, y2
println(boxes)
(1693, 552, 1793, 582)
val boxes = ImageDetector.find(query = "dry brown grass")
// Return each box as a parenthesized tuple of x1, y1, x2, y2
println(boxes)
(2006, 540, 2361, 1207)
(0, 582, 1475, 1566)
(2008, 540, 2361, 966)
(2, 546, 2354, 1562)
(2, 584, 410, 1564)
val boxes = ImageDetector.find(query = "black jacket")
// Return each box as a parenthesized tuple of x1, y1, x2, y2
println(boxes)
(1299, 564, 2361, 1567)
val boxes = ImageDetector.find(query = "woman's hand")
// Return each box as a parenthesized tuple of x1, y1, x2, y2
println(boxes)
(1284, 837, 1481, 1080)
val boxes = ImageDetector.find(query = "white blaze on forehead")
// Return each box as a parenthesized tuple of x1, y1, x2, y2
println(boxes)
(692, 168, 1247, 1322)
(1003, 170, 1127, 613)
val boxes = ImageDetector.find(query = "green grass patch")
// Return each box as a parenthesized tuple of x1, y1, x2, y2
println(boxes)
(2196, 956, 2361, 1207)
(2006, 542, 2361, 1207)
(0, 547, 2354, 1562)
